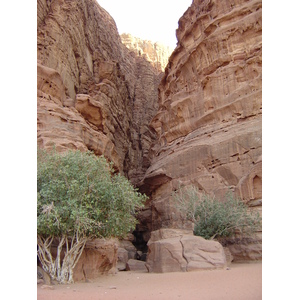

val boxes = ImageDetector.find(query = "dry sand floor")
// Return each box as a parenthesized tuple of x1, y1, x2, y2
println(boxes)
(37, 262, 262, 300)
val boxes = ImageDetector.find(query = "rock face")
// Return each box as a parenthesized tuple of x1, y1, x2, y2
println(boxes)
(73, 239, 118, 282)
(221, 234, 262, 262)
(117, 247, 129, 271)
(43, 238, 118, 282)
(146, 229, 226, 273)
(126, 259, 148, 272)
(37, 0, 161, 184)
(37, 61, 121, 164)
(37, 0, 162, 280)
(141, 0, 262, 261)
(121, 33, 172, 73)
(37, 0, 262, 268)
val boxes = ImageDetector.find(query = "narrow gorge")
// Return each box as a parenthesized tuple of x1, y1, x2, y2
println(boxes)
(37, 0, 262, 278)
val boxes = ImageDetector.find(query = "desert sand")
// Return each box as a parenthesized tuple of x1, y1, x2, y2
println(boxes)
(37, 262, 262, 300)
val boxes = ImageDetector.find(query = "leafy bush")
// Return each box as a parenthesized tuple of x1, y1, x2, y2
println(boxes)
(172, 185, 261, 240)
(37, 148, 147, 283)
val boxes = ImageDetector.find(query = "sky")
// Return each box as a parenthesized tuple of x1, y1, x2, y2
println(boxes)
(97, 0, 192, 49)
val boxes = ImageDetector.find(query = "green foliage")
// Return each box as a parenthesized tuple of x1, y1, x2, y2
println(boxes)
(37, 148, 147, 239)
(172, 185, 261, 240)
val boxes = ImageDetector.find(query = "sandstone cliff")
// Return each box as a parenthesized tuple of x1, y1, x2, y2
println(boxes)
(37, 0, 163, 183)
(37, 0, 262, 263)
(121, 33, 172, 73)
(140, 0, 262, 259)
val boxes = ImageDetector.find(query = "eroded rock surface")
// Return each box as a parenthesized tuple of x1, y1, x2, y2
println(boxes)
(37, 0, 262, 267)
(73, 239, 118, 282)
(37, 0, 162, 280)
(126, 259, 148, 272)
(141, 0, 262, 259)
(37, 0, 161, 183)
(121, 33, 172, 72)
(37, 62, 121, 165)
(146, 229, 226, 273)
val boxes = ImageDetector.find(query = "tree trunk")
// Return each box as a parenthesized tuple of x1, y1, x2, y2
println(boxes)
(37, 235, 56, 279)
(37, 234, 88, 284)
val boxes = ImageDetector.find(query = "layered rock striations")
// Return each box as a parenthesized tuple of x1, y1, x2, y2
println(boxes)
(37, 0, 163, 183)
(121, 33, 172, 73)
(141, 0, 262, 259)
(37, 0, 262, 265)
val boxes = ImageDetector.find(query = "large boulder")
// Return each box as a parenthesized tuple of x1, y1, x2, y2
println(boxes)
(146, 229, 226, 273)
(222, 234, 262, 262)
(73, 238, 118, 282)
(117, 247, 129, 271)
(126, 259, 148, 272)
(43, 238, 118, 282)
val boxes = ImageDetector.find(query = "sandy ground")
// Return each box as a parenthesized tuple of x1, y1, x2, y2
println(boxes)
(37, 262, 262, 300)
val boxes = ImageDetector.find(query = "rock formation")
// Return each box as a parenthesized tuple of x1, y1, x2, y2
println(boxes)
(37, 0, 163, 184)
(126, 259, 148, 272)
(37, 0, 165, 280)
(37, 0, 262, 269)
(73, 239, 118, 281)
(140, 0, 262, 260)
(121, 33, 172, 72)
(146, 229, 227, 272)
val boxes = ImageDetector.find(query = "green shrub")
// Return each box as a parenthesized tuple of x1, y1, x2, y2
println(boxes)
(172, 185, 261, 240)
(37, 148, 147, 283)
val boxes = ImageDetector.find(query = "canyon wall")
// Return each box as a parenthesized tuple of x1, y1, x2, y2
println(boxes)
(37, 0, 163, 184)
(37, 0, 262, 263)
(121, 33, 172, 72)
(140, 0, 262, 258)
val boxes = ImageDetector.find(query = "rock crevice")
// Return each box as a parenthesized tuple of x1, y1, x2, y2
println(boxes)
(140, 1, 262, 258)
(37, 0, 262, 267)
(146, 229, 227, 273)
(37, 0, 164, 184)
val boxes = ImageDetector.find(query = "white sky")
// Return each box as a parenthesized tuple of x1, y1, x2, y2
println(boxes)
(97, 0, 193, 49)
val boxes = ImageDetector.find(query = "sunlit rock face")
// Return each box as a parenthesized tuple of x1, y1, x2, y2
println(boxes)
(120, 33, 172, 72)
(141, 0, 262, 250)
(37, 0, 162, 183)
(146, 229, 227, 273)
(37, 0, 262, 263)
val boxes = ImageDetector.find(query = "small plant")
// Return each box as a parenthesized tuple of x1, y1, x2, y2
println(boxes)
(37, 148, 147, 283)
(172, 185, 261, 240)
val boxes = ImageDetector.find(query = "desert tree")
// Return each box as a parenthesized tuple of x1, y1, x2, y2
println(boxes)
(37, 148, 147, 283)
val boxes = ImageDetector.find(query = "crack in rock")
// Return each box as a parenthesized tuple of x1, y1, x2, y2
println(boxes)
(179, 236, 188, 271)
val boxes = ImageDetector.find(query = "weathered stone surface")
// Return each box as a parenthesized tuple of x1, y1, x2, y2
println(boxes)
(117, 248, 129, 271)
(126, 259, 148, 272)
(37, 0, 262, 266)
(122, 54, 161, 185)
(221, 234, 262, 262)
(223, 247, 234, 266)
(37, 266, 51, 285)
(125, 233, 136, 242)
(141, 0, 262, 260)
(37, 0, 160, 183)
(182, 235, 227, 271)
(121, 33, 172, 72)
(40, 238, 118, 283)
(118, 240, 137, 260)
(146, 229, 226, 273)
(73, 239, 118, 282)
(37, 62, 121, 165)
(36, 0, 162, 280)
